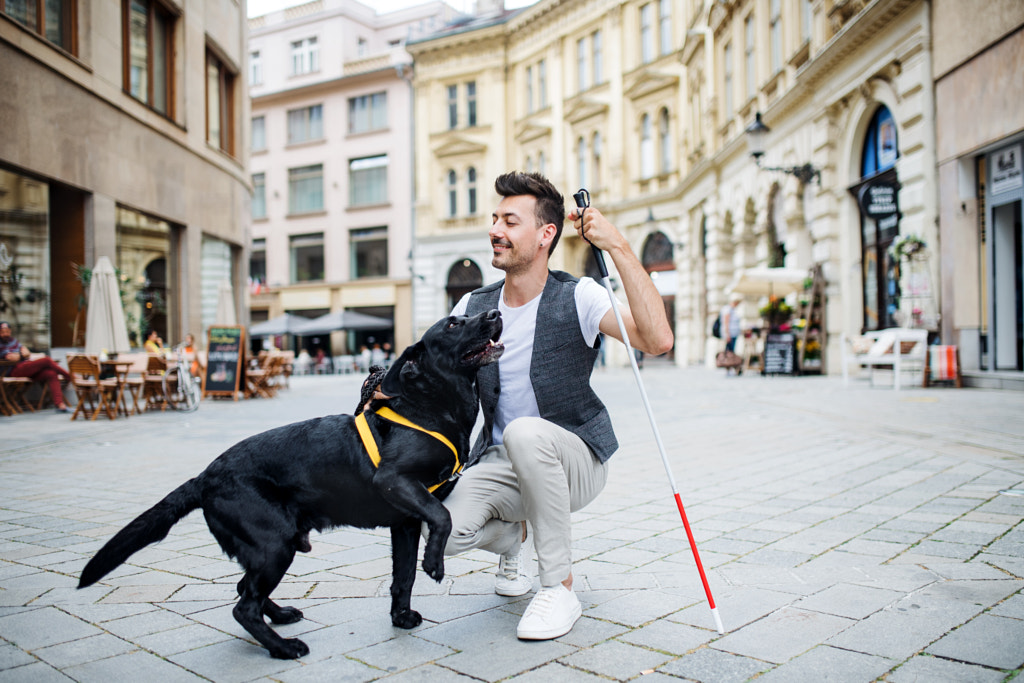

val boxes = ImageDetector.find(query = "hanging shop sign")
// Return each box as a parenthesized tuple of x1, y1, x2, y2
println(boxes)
(859, 180, 900, 219)
(992, 144, 1022, 195)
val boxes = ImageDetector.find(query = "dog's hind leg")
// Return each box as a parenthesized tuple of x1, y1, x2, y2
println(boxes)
(237, 577, 303, 625)
(389, 519, 423, 629)
(234, 544, 309, 659)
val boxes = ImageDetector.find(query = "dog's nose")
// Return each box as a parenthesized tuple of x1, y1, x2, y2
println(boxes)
(484, 309, 499, 321)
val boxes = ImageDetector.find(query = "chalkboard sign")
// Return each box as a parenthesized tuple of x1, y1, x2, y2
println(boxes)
(763, 332, 796, 375)
(204, 326, 245, 399)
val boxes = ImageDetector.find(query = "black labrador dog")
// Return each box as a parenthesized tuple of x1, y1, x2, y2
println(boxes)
(78, 310, 503, 659)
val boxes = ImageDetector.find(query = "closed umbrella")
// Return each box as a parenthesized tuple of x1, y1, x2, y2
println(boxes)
(85, 256, 132, 355)
(215, 280, 237, 325)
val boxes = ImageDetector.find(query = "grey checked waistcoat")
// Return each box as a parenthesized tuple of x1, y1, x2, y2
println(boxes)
(465, 270, 618, 464)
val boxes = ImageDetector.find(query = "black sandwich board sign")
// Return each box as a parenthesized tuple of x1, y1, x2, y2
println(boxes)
(204, 326, 245, 399)
(763, 332, 796, 376)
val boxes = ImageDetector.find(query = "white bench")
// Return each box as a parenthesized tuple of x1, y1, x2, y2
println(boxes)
(841, 328, 928, 390)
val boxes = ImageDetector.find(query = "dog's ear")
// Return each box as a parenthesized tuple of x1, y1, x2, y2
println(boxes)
(380, 342, 423, 397)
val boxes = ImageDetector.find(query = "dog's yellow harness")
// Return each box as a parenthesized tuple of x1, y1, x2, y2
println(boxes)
(355, 406, 461, 494)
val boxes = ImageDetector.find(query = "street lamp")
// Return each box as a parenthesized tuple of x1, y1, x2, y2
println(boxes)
(745, 112, 822, 186)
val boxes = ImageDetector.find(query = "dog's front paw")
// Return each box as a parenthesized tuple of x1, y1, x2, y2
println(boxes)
(392, 608, 423, 629)
(269, 637, 309, 659)
(422, 555, 444, 583)
(268, 605, 303, 624)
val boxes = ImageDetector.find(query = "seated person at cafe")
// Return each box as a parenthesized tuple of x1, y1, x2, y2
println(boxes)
(181, 333, 201, 377)
(144, 330, 165, 355)
(0, 321, 72, 413)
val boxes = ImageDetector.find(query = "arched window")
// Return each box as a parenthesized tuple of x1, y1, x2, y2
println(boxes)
(577, 137, 588, 189)
(466, 167, 477, 215)
(592, 131, 602, 189)
(861, 105, 898, 177)
(858, 105, 901, 330)
(446, 259, 482, 311)
(446, 169, 457, 217)
(658, 108, 671, 174)
(640, 114, 654, 178)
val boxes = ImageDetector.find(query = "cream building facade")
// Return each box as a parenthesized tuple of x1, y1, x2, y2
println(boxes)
(247, 0, 457, 356)
(1, 0, 250, 352)
(408, 0, 1019, 384)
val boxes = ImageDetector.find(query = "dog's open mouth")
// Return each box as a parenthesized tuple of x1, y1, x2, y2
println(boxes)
(463, 338, 504, 365)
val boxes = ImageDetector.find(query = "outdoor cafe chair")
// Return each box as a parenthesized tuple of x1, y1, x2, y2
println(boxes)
(1, 361, 33, 416)
(67, 354, 118, 421)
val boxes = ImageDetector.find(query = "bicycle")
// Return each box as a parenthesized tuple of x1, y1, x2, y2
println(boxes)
(164, 343, 202, 412)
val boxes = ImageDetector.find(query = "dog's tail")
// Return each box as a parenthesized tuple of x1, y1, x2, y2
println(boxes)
(78, 478, 202, 588)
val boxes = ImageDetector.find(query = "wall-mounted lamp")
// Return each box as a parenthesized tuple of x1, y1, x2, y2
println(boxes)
(745, 112, 822, 186)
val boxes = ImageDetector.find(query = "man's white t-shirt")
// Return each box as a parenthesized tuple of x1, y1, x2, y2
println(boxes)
(451, 277, 611, 445)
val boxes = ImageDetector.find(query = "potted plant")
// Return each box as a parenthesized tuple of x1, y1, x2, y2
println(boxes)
(890, 234, 927, 261)
(759, 297, 793, 330)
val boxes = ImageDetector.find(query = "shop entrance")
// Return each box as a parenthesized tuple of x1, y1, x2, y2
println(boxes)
(983, 143, 1024, 372)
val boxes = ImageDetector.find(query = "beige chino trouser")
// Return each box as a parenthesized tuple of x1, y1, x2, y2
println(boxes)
(441, 416, 608, 587)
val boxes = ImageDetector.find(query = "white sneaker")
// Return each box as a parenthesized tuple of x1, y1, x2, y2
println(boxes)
(517, 584, 582, 640)
(495, 544, 533, 597)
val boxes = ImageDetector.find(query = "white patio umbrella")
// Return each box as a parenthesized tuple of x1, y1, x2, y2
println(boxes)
(727, 266, 809, 298)
(215, 280, 237, 325)
(84, 256, 132, 355)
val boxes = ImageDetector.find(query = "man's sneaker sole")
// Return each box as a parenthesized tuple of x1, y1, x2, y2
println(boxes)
(495, 576, 533, 597)
(516, 600, 581, 640)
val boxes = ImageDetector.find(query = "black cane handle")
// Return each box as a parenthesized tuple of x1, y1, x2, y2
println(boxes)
(573, 189, 608, 279)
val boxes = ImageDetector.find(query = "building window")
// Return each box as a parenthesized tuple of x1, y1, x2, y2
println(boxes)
(250, 50, 262, 85)
(801, 0, 812, 42)
(348, 92, 387, 134)
(3, 0, 75, 52)
(252, 173, 266, 219)
(538, 150, 546, 176)
(357, 37, 368, 57)
(577, 38, 587, 92)
(206, 49, 235, 154)
(526, 65, 534, 113)
(250, 238, 266, 288)
(124, 0, 173, 115)
(288, 164, 323, 214)
(640, 114, 654, 178)
(538, 60, 547, 108)
(290, 233, 324, 283)
(640, 4, 653, 64)
(287, 104, 323, 144)
(252, 115, 266, 151)
(770, 0, 782, 74)
(290, 37, 318, 76)
(745, 14, 756, 100)
(659, 0, 671, 56)
(592, 131, 602, 188)
(525, 156, 533, 173)
(351, 227, 388, 278)
(349, 155, 388, 207)
(592, 30, 603, 85)
(467, 81, 477, 127)
(467, 167, 477, 215)
(723, 41, 734, 120)
(442, 84, 458, 129)
(659, 108, 671, 174)
(577, 137, 587, 189)
(447, 169, 457, 217)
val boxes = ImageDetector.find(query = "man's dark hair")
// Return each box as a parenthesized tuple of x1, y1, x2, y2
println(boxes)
(494, 172, 565, 256)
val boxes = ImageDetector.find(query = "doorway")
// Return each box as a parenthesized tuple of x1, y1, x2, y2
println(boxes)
(988, 199, 1022, 371)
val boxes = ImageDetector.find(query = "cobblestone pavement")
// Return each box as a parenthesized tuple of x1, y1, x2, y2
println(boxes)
(1, 364, 1023, 682)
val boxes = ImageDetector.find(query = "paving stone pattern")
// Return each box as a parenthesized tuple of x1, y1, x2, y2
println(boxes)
(1, 365, 1022, 681)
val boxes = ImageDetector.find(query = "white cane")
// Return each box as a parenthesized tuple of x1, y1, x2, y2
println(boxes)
(573, 189, 725, 635)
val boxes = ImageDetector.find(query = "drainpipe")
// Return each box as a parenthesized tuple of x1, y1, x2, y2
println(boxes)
(397, 61, 416, 345)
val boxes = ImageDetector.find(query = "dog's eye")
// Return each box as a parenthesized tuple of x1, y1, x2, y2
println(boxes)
(447, 320, 459, 329)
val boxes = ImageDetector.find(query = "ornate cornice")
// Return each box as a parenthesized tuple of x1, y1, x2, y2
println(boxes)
(623, 68, 680, 101)
(431, 134, 488, 158)
(563, 97, 609, 125)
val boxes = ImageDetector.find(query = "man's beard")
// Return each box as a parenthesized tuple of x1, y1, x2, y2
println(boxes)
(491, 241, 533, 276)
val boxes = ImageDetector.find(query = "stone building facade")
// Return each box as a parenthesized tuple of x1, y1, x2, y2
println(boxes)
(247, 0, 457, 356)
(1, 0, 250, 351)
(407, 0, 1021, 384)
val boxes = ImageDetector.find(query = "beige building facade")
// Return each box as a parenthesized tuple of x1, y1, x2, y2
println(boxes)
(932, 0, 1024, 388)
(247, 0, 457, 356)
(408, 0, 1021, 385)
(1, 0, 250, 352)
